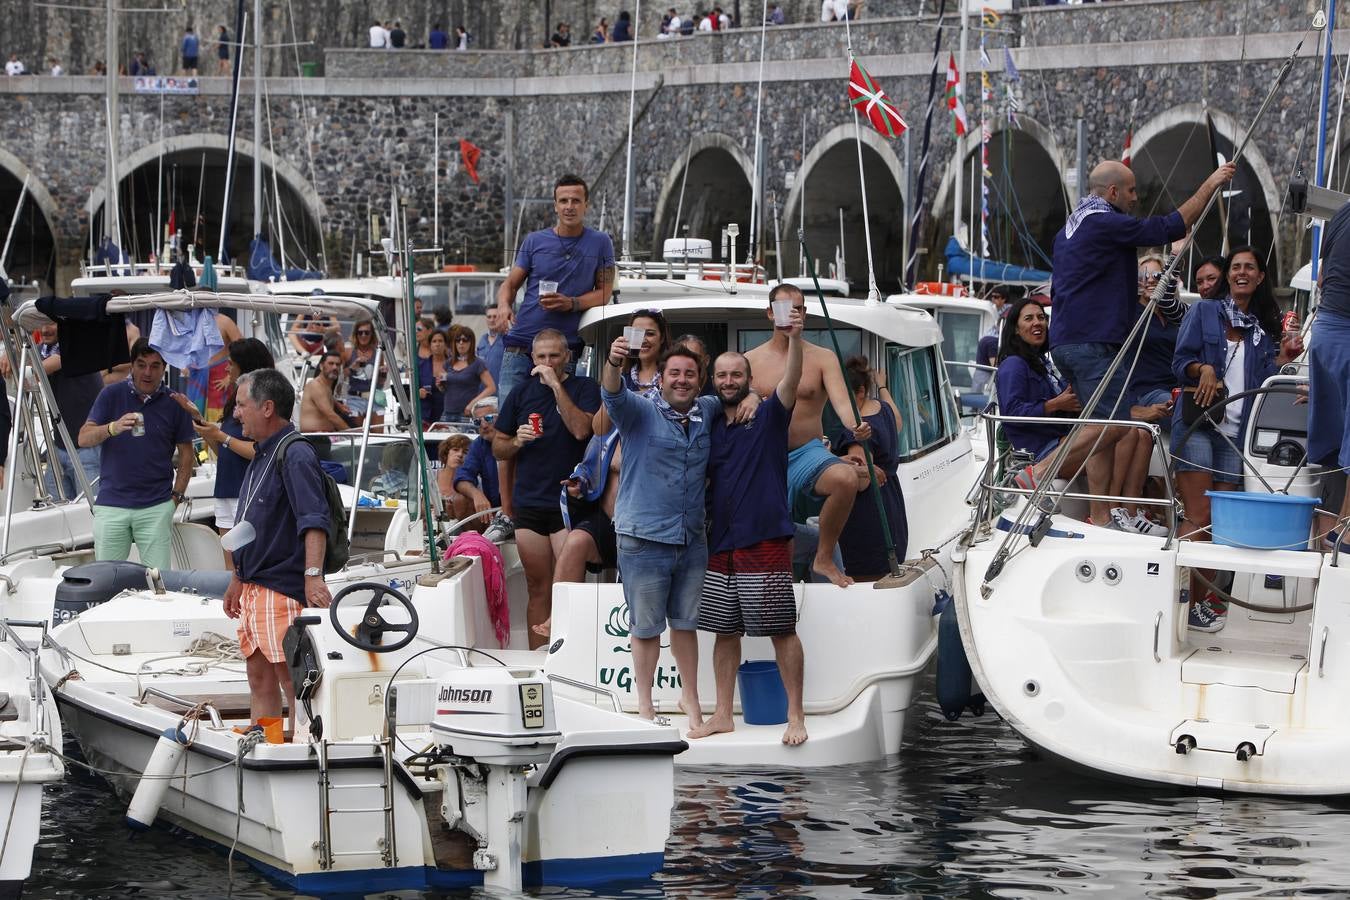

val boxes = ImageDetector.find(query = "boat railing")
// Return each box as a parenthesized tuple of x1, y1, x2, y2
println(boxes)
(0, 618, 51, 738)
(616, 259, 766, 284)
(138, 686, 224, 729)
(975, 411, 1180, 547)
(79, 260, 250, 280)
(546, 673, 622, 713)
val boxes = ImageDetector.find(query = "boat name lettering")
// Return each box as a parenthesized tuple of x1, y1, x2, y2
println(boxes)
(599, 665, 682, 692)
(438, 687, 493, 703)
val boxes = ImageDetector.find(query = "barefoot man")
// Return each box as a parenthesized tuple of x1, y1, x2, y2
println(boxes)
(689, 305, 808, 745)
(746, 285, 872, 587)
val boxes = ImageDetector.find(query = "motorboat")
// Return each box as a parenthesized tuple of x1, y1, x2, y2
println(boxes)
(0, 617, 62, 898)
(953, 370, 1350, 794)
(38, 559, 682, 892)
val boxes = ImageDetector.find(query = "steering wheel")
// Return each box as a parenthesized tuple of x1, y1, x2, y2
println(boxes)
(1168, 382, 1306, 495)
(329, 581, 419, 653)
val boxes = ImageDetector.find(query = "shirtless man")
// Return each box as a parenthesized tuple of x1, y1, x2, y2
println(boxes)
(300, 352, 356, 435)
(745, 285, 871, 587)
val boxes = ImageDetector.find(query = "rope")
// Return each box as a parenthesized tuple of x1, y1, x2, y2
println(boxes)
(0, 744, 29, 868)
(228, 727, 267, 889)
(1192, 567, 1314, 614)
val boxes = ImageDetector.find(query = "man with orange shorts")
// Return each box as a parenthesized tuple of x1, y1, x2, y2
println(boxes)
(223, 368, 331, 735)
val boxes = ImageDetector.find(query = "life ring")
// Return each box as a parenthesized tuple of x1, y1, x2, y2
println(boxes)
(441, 264, 476, 273)
(701, 272, 758, 284)
(914, 281, 967, 297)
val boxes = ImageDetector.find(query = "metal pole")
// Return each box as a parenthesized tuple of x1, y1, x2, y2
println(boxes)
(253, 0, 263, 245)
(346, 345, 382, 543)
(503, 110, 515, 270)
(1313, 0, 1338, 281)
(902, 129, 912, 292)
(748, 0, 769, 264)
(433, 112, 440, 268)
(0, 175, 29, 274)
(620, 0, 642, 261)
(1075, 117, 1087, 202)
(104, 0, 120, 245)
(952, 3, 967, 244)
(671, 136, 692, 242)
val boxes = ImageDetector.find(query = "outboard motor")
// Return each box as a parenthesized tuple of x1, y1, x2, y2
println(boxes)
(53, 562, 233, 625)
(390, 668, 561, 892)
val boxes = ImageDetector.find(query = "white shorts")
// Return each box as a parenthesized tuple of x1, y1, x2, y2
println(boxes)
(214, 497, 239, 530)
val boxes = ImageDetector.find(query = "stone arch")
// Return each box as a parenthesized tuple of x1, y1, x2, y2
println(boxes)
(0, 148, 62, 290)
(930, 116, 1068, 276)
(651, 133, 755, 262)
(780, 123, 906, 288)
(1130, 104, 1281, 279)
(89, 133, 325, 267)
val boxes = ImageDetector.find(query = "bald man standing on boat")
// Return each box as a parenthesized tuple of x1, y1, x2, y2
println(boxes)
(1044, 159, 1235, 526)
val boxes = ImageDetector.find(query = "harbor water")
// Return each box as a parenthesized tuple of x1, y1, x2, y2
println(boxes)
(26, 674, 1350, 899)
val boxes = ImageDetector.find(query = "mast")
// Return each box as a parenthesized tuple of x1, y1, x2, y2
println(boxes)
(620, 0, 642, 260)
(953, 3, 968, 247)
(103, 0, 120, 246)
(748, 0, 769, 267)
(1312, 0, 1338, 281)
(253, 0, 263, 245)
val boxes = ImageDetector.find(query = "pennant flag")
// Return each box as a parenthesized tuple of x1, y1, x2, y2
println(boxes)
(981, 6, 1001, 26)
(848, 58, 908, 139)
(1006, 89, 1022, 128)
(460, 138, 482, 183)
(1003, 48, 1021, 82)
(981, 71, 994, 103)
(979, 45, 992, 69)
(945, 53, 968, 137)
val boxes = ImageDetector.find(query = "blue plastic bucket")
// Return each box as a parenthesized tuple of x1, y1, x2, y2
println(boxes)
(1206, 491, 1318, 550)
(737, 660, 788, 725)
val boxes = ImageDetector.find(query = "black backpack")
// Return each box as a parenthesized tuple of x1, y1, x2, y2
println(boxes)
(276, 432, 350, 574)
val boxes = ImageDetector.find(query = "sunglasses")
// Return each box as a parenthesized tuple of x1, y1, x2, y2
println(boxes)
(455, 335, 472, 342)
(475, 413, 497, 424)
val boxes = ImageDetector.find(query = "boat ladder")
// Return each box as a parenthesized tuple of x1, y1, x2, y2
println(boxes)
(315, 737, 397, 870)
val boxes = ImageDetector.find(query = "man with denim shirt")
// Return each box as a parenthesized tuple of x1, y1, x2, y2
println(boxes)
(223, 368, 331, 734)
(1048, 159, 1234, 524)
(603, 337, 721, 726)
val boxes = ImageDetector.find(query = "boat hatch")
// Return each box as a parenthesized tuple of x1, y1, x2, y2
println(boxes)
(1181, 646, 1307, 693)
(1169, 718, 1275, 757)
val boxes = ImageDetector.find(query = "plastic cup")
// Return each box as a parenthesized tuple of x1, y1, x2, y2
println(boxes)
(132, 412, 146, 437)
(623, 326, 645, 358)
(219, 519, 256, 551)
(771, 299, 794, 328)
(539, 280, 559, 296)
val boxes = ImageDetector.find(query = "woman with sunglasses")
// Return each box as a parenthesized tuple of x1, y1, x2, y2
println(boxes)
(344, 322, 384, 418)
(417, 330, 450, 427)
(415, 316, 437, 361)
(592, 309, 672, 434)
(441, 324, 497, 422)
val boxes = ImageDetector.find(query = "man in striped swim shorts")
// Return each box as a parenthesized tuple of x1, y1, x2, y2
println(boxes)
(223, 369, 332, 736)
(688, 309, 807, 746)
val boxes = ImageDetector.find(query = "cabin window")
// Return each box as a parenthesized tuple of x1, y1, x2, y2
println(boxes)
(414, 282, 451, 312)
(886, 344, 958, 460)
(937, 311, 985, 390)
(738, 328, 861, 358)
(455, 279, 491, 315)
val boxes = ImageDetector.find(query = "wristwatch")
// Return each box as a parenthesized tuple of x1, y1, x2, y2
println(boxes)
(304, 567, 322, 577)
(171, 490, 187, 503)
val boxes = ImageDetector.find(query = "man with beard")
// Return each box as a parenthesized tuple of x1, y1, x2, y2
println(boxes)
(300, 351, 357, 435)
(688, 309, 807, 745)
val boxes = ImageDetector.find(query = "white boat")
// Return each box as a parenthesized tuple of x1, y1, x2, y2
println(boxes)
(38, 560, 682, 892)
(953, 371, 1350, 794)
(0, 618, 63, 897)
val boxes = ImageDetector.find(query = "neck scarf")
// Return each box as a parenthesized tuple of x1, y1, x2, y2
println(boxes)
(1221, 297, 1264, 346)
(1064, 194, 1117, 240)
(651, 390, 701, 427)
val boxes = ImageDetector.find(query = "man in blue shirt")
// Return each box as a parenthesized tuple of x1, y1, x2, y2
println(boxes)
(180, 26, 199, 75)
(429, 23, 449, 49)
(492, 174, 615, 541)
(477, 304, 508, 387)
(603, 336, 721, 726)
(79, 339, 195, 570)
(1048, 159, 1232, 523)
(688, 313, 807, 746)
(223, 368, 331, 732)
(453, 399, 502, 515)
(492, 329, 600, 648)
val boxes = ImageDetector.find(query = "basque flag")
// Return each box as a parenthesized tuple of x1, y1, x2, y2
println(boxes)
(848, 58, 907, 139)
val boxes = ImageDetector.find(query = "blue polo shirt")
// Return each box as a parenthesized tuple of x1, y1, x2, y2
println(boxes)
(707, 392, 794, 554)
(232, 425, 330, 603)
(212, 414, 249, 499)
(87, 381, 195, 509)
(477, 332, 505, 386)
(1050, 206, 1185, 347)
(1127, 303, 1182, 398)
(454, 435, 500, 506)
(496, 374, 601, 509)
(505, 226, 615, 349)
(604, 384, 720, 546)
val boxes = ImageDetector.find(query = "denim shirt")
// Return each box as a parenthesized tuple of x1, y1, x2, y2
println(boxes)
(1170, 298, 1279, 440)
(604, 384, 720, 546)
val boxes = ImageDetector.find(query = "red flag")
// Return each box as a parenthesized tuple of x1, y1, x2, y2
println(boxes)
(459, 139, 482, 183)
(848, 58, 907, 139)
(1121, 129, 1132, 168)
(945, 54, 968, 138)
(166, 208, 176, 238)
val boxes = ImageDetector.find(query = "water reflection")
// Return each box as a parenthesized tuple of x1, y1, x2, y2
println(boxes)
(27, 678, 1350, 898)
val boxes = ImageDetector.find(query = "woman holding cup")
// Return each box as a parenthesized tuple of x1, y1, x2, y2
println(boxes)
(592, 309, 672, 434)
(417, 330, 450, 427)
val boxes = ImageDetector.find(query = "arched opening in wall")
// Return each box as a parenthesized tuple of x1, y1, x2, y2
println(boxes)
(1133, 124, 1274, 281)
(930, 129, 1064, 280)
(0, 169, 57, 291)
(91, 149, 324, 271)
(784, 141, 903, 291)
(654, 147, 753, 264)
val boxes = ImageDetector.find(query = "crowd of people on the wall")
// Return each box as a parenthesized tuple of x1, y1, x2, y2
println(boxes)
(985, 158, 1305, 636)
(370, 20, 471, 50)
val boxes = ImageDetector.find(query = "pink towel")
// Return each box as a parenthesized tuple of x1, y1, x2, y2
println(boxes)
(444, 532, 510, 649)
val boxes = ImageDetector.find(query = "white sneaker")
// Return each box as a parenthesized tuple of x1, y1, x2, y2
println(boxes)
(483, 513, 515, 543)
(1107, 507, 1169, 537)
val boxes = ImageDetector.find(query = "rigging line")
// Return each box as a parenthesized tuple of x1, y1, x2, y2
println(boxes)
(903, 0, 949, 286)
(284, 0, 327, 272)
(748, 0, 770, 266)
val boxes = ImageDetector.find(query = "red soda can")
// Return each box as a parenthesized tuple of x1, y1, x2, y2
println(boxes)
(1282, 311, 1300, 335)
(1171, 387, 1182, 407)
(528, 412, 543, 435)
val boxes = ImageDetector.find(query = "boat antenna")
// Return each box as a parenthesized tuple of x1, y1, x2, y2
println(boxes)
(399, 198, 441, 573)
(671, 135, 692, 241)
(801, 229, 901, 577)
(620, 0, 642, 261)
(841, 15, 881, 303)
(218, 0, 249, 262)
(981, 37, 1307, 588)
(748, 0, 770, 268)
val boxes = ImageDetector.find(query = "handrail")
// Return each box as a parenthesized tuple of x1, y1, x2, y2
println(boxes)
(0, 618, 47, 736)
(546, 673, 622, 713)
(975, 410, 1179, 546)
(138, 686, 225, 729)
